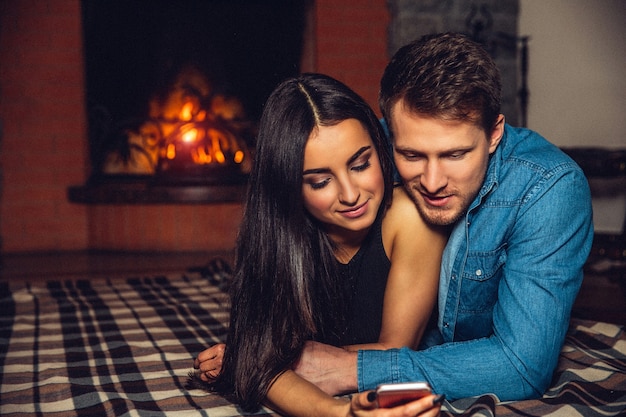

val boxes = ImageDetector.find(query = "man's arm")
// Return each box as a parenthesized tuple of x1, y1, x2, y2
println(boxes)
(358, 168, 593, 401)
(292, 341, 359, 395)
(297, 168, 593, 402)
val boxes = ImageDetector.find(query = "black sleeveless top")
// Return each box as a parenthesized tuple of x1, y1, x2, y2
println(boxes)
(328, 209, 391, 346)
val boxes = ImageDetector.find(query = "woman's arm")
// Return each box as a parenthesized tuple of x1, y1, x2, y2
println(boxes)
(345, 187, 447, 352)
(264, 370, 351, 417)
(265, 369, 442, 417)
(196, 349, 442, 416)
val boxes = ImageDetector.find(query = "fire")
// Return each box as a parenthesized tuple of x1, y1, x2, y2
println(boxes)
(102, 64, 253, 180)
(156, 68, 252, 177)
(166, 143, 176, 160)
(180, 102, 195, 122)
(160, 117, 248, 170)
(180, 127, 198, 143)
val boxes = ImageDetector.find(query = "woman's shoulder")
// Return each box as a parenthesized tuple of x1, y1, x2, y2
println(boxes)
(382, 185, 422, 232)
(384, 185, 447, 239)
(381, 185, 447, 262)
(387, 185, 419, 217)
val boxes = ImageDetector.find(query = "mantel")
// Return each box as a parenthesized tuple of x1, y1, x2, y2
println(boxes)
(67, 176, 246, 205)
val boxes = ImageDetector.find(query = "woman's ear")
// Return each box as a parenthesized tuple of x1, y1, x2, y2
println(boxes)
(488, 114, 505, 154)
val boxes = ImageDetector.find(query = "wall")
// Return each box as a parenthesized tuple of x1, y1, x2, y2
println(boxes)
(314, 1, 390, 116)
(0, 0, 89, 252)
(520, 0, 626, 233)
(8, 1, 620, 253)
(0, 0, 390, 254)
(519, 0, 626, 148)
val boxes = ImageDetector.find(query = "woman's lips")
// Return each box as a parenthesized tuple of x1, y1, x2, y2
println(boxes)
(339, 200, 369, 219)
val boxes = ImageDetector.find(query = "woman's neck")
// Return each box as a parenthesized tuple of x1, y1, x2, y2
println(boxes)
(326, 227, 370, 264)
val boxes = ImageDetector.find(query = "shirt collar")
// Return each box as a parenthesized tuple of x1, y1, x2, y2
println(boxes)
(470, 124, 508, 210)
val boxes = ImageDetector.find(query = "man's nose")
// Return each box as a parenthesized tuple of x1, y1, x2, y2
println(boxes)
(420, 161, 447, 194)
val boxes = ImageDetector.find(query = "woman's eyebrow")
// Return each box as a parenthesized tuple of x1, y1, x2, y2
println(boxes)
(303, 167, 330, 175)
(347, 146, 372, 165)
(302, 146, 372, 176)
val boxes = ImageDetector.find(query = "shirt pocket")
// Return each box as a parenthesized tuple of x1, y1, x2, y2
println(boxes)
(459, 246, 507, 313)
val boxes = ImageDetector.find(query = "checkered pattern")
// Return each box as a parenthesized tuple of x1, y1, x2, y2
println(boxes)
(441, 321, 626, 416)
(1, 265, 625, 416)
(0, 269, 275, 416)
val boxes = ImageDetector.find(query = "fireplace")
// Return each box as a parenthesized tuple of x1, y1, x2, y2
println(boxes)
(70, 0, 309, 203)
(0, 0, 391, 253)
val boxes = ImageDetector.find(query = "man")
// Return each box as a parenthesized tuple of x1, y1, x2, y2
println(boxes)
(293, 32, 594, 402)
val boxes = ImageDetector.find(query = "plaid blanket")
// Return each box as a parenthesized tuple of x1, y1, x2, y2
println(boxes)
(1, 260, 625, 416)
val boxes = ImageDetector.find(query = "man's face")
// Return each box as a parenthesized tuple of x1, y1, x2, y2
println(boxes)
(391, 101, 504, 226)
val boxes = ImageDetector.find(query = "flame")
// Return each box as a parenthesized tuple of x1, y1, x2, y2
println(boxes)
(180, 101, 194, 121)
(166, 143, 176, 160)
(192, 146, 212, 164)
(115, 65, 253, 177)
(181, 127, 198, 143)
(180, 128, 249, 166)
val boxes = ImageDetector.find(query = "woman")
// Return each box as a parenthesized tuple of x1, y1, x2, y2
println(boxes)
(194, 74, 447, 416)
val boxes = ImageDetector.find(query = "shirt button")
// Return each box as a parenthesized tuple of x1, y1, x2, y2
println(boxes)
(451, 274, 457, 280)
(475, 269, 482, 276)
(443, 322, 449, 328)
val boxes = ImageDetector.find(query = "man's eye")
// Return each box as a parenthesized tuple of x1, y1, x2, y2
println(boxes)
(448, 152, 467, 159)
(400, 152, 422, 161)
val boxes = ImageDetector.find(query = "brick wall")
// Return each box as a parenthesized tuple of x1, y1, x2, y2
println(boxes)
(0, 0, 389, 254)
(86, 204, 243, 252)
(0, 0, 89, 253)
(315, 1, 390, 116)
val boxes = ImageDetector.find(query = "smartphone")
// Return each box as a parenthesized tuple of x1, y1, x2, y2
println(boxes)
(375, 382, 432, 408)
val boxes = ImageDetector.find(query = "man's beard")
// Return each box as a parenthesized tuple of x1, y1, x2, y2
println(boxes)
(403, 182, 469, 227)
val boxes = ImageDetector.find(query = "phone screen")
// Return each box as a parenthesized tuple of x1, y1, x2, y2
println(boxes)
(375, 382, 432, 408)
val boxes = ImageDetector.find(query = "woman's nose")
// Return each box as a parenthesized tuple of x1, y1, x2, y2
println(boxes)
(338, 177, 360, 205)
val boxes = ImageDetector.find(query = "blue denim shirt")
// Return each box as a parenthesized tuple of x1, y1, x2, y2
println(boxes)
(358, 125, 594, 401)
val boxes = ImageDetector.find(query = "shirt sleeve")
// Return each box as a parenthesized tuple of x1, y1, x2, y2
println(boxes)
(359, 167, 594, 401)
(359, 338, 534, 400)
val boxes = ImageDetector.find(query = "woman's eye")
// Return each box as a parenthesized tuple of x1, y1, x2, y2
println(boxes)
(352, 160, 371, 172)
(307, 178, 330, 190)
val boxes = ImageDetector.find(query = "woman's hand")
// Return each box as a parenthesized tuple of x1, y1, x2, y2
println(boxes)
(348, 391, 443, 417)
(263, 369, 442, 417)
(193, 343, 226, 381)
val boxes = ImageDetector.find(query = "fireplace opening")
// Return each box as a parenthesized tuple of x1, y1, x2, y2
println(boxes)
(81, 0, 309, 189)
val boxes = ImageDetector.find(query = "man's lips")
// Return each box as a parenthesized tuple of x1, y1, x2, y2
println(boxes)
(421, 193, 452, 208)
(338, 200, 369, 218)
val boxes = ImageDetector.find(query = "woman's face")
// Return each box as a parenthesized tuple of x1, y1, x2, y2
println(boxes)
(302, 119, 385, 243)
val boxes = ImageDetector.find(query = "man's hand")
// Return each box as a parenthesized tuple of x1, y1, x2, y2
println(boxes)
(292, 341, 359, 396)
(193, 343, 225, 381)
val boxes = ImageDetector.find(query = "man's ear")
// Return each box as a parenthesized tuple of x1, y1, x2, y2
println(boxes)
(488, 114, 505, 154)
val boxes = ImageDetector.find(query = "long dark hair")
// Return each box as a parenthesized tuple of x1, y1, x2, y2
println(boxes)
(210, 73, 393, 411)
